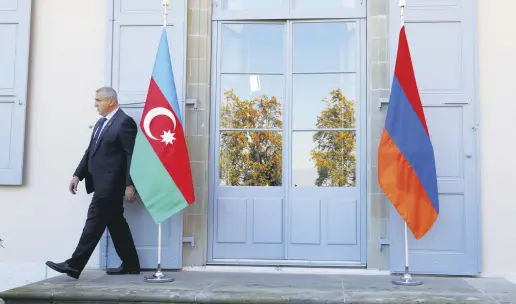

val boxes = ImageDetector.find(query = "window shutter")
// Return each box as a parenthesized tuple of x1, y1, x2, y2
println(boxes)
(0, 0, 32, 185)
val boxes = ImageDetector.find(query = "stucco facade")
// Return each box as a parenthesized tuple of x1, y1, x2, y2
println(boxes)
(0, 0, 515, 292)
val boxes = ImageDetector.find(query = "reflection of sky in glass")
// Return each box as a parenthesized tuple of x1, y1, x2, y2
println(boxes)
(293, 22, 356, 73)
(218, 22, 358, 187)
(221, 24, 284, 74)
(292, 74, 356, 129)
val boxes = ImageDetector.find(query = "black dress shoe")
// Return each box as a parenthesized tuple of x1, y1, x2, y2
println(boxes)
(106, 264, 140, 275)
(45, 261, 80, 279)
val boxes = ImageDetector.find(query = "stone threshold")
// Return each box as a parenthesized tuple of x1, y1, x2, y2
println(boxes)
(1, 269, 516, 303)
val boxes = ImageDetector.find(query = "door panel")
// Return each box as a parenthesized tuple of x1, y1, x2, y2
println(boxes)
(213, 189, 285, 259)
(288, 21, 362, 263)
(388, 0, 479, 275)
(104, 0, 186, 270)
(288, 190, 361, 262)
(211, 22, 286, 260)
(0, 0, 31, 185)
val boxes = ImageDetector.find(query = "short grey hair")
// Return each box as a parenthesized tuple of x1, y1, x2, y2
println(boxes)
(96, 86, 118, 102)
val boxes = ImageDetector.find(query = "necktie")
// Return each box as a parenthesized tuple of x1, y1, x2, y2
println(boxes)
(91, 117, 107, 151)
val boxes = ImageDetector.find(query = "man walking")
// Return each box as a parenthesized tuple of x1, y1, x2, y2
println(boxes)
(46, 86, 140, 279)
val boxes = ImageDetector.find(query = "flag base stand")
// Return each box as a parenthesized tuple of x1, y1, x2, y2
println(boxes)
(144, 269, 174, 283)
(144, 223, 174, 283)
(391, 223, 423, 286)
(392, 270, 423, 286)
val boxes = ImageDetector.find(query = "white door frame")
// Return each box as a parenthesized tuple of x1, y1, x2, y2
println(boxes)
(207, 18, 368, 266)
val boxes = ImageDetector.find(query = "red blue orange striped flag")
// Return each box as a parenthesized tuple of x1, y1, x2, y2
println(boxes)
(378, 25, 439, 239)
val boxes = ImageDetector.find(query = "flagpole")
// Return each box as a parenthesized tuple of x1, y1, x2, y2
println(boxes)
(162, 0, 168, 27)
(144, 0, 174, 283)
(392, 0, 422, 287)
(392, 222, 422, 286)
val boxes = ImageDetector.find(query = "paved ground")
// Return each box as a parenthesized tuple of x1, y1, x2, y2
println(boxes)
(2, 270, 516, 303)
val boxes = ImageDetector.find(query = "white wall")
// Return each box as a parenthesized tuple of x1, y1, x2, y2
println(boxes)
(477, 0, 516, 277)
(2, 0, 516, 292)
(0, 0, 107, 291)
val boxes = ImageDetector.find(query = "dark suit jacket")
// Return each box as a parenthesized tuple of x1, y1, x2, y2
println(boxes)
(74, 109, 137, 198)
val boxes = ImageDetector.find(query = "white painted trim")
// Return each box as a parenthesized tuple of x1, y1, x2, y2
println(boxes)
(206, 19, 219, 264)
(470, 0, 482, 275)
(182, 265, 390, 276)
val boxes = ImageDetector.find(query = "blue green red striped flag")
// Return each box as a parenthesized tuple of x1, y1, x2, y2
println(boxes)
(130, 27, 195, 223)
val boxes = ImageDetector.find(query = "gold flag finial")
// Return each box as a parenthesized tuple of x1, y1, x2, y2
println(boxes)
(162, 0, 169, 27)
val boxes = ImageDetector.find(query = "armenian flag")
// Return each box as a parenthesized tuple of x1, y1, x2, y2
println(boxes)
(378, 25, 439, 239)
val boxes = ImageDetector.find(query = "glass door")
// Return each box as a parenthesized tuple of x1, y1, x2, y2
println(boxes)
(287, 21, 364, 263)
(210, 22, 287, 261)
(209, 20, 366, 265)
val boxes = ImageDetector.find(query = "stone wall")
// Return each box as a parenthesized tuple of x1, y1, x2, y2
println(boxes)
(366, 0, 390, 270)
(182, 0, 212, 266)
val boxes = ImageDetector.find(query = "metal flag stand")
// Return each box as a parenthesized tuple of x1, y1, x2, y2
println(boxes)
(392, 223, 423, 286)
(144, 223, 174, 283)
(144, 0, 174, 284)
(391, 0, 422, 286)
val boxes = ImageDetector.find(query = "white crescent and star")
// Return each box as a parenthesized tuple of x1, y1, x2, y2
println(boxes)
(142, 106, 178, 146)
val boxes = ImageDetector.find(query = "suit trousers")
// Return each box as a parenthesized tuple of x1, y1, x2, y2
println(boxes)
(66, 193, 140, 272)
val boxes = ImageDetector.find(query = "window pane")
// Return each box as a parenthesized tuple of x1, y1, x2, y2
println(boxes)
(220, 74, 284, 130)
(219, 131, 283, 186)
(221, 0, 284, 11)
(292, 131, 356, 187)
(221, 23, 285, 74)
(293, 22, 357, 73)
(292, 74, 356, 130)
(292, 0, 357, 10)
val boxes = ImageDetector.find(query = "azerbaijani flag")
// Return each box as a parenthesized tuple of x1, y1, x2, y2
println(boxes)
(130, 27, 195, 224)
(378, 25, 439, 239)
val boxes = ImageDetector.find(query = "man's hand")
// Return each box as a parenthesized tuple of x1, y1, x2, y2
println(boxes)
(69, 176, 79, 194)
(125, 185, 135, 202)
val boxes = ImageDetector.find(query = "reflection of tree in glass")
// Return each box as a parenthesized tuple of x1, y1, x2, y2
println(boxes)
(219, 89, 283, 186)
(311, 89, 356, 187)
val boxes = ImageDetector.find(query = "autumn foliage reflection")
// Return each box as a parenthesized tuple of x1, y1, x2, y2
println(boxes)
(219, 88, 356, 187)
(311, 89, 356, 187)
(219, 89, 283, 186)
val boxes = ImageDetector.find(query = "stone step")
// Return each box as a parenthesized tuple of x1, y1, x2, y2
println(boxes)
(1, 270, 516, 303)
